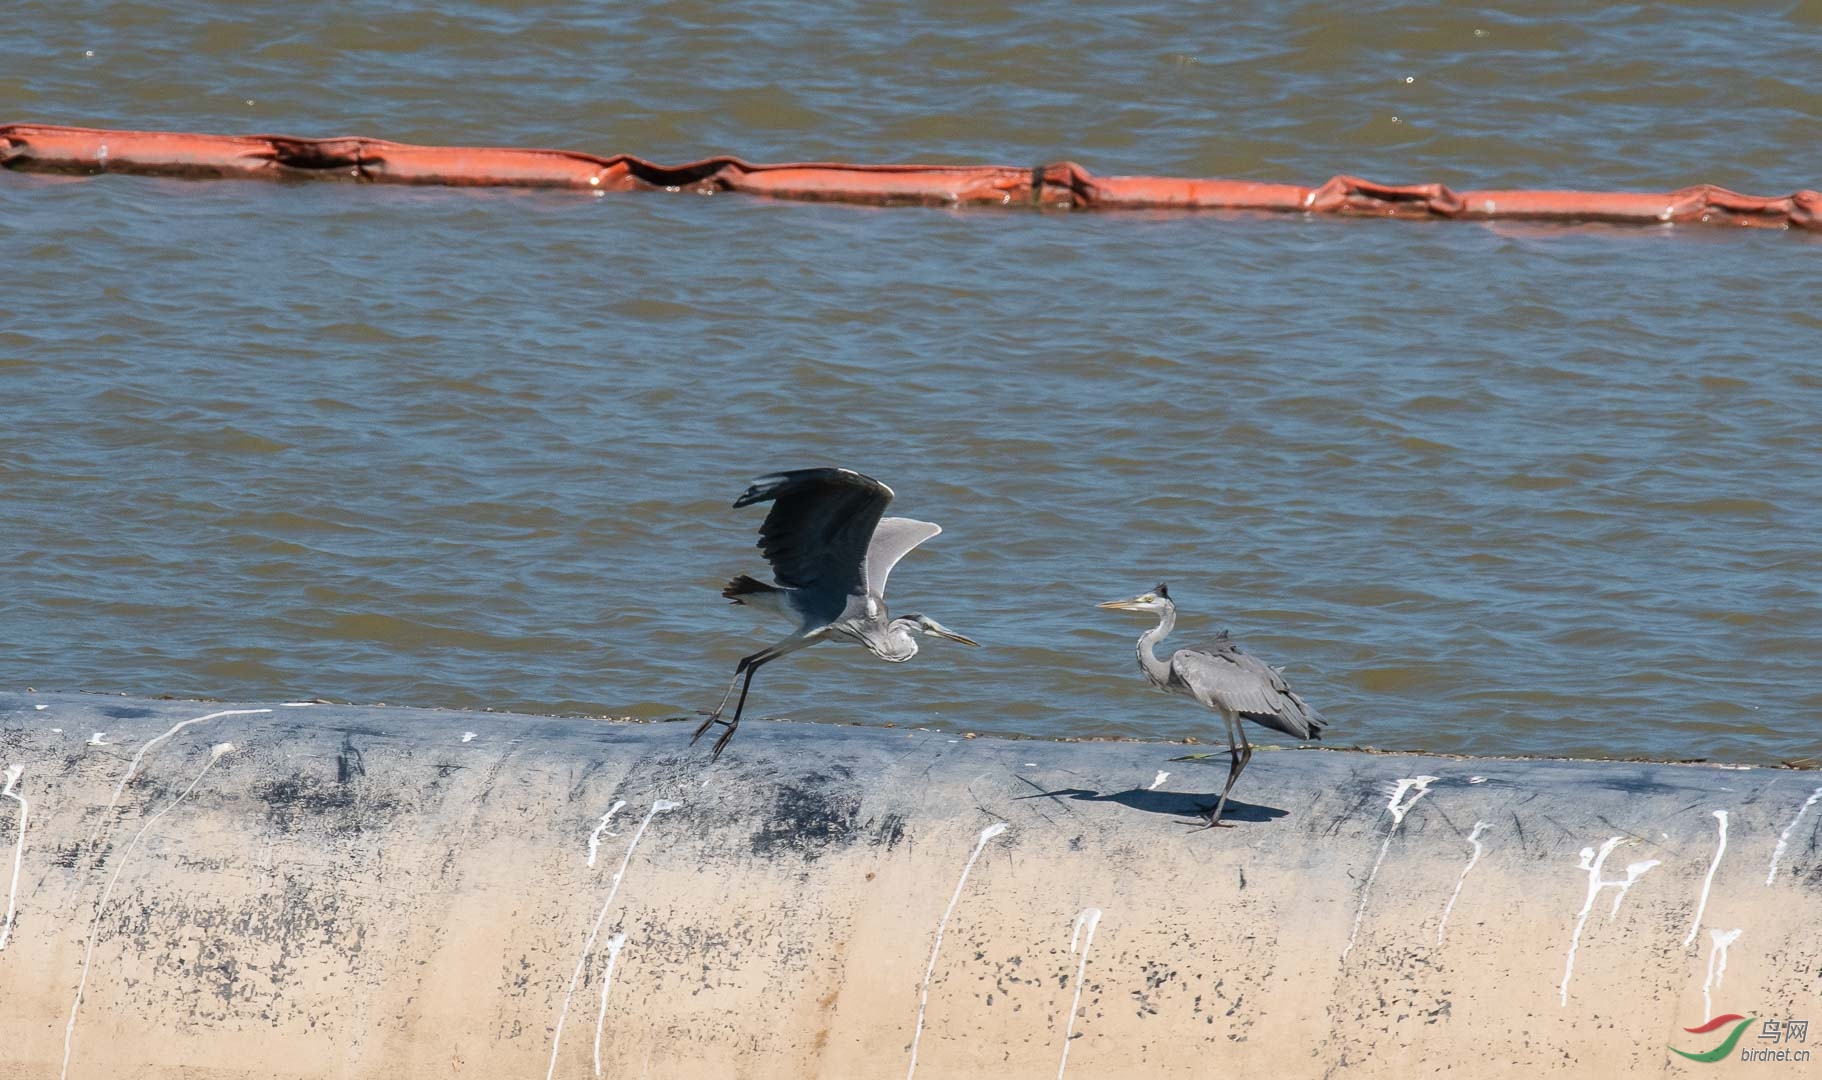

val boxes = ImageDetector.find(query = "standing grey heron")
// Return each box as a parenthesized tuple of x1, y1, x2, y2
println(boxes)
(1097, 583, 1326, 828)
(694, 468, 979, 760)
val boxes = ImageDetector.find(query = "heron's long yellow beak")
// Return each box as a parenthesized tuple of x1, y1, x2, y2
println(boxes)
(1096, 598, 1144, 611)
(915, 616, 980, 647)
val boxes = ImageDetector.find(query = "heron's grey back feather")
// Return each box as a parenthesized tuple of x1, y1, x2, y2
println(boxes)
(864, 517, 942, 598)
(737, 469, 893, 613)
(1170, 632, 1326, 741)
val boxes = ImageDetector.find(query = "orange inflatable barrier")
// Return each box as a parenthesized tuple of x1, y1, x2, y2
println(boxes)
(4, 123, 1817, 231)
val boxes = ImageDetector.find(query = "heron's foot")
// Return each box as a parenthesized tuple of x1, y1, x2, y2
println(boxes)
(1175, 813, 1237, 829)
(1189, 816, 1237, 830)
(1178, 800, 1237, 830)
(690, 710, 729, 746)
(708, 720, 740, 762)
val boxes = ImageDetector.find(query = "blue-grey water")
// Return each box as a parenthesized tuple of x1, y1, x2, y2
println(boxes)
(3, 1, 1819, 764)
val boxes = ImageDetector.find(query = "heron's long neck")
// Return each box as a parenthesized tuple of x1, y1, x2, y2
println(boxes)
(1137, 603, 1175, 687)
(866, 620, 920, 663)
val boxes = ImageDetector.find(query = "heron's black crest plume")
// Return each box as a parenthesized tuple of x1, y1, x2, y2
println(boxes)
(1154, 582, 1170, 599)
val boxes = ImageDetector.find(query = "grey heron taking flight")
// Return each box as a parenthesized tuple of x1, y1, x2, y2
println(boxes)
(1098, 583, 1326, 828)
(694, 468, 979, 760)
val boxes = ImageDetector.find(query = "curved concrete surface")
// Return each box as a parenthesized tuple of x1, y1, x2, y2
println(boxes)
(0, 692, 1816, 1078)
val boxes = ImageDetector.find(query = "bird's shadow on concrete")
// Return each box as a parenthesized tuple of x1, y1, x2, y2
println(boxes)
(1017, 786, 1289, 824)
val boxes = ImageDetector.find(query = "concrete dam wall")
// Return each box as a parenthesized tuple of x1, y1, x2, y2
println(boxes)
(0, 692, 1816, 1078)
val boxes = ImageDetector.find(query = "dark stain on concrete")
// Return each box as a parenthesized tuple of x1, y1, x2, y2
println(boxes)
(868, 812, 907, 851)
(253, 772, 401, 837)
(102, 872, 376, 1026)
(749, 773, 862, 860)
(1596, 771, 1686, 797)
(51, 841, 85, 869)
(336, 734, 366, 785)
(100, 705, 155, 719)
(329, 725, 395, 741)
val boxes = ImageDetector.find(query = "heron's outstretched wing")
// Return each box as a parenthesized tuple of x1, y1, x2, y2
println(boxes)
(864, 517, 941, 598)
(1171, 633, 1326, 740)
(735, 468, 894, 596)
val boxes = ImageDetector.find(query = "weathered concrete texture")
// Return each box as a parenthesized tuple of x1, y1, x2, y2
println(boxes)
(0, 692, 1816, 1079)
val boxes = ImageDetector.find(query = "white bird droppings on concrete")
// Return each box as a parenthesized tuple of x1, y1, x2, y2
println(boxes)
(1056, 907, 1103, 1080)
(1148, 771, 1169, 791)
(1436, 821, 1491, 947)
(1701, 928, 1742, 1022)
(1385, 776, 1438, 825)
(592, 932, 629, 1077)
(0, 765, 28, 951)
(907, 821, 1009, 1080)
(586, 801, 628, 869)
(1766, 786, 1822, 886)
(1343, 776, 1437, 961)
(546, 800, 676, 1080)
(461, 731, 477, 743)
(1559, 837, 1660, 1006)
(1608, 858, 1661, 919)
(1683, 810, 1729, 949)
(64, 742, 235, 1079)
(93, 709, 270, 855)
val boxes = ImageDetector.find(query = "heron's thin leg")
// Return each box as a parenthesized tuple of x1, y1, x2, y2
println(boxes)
(693, 657, 755, 743)
(1192, 710, 1247, 830)
(693, 631, 820, 760)
(1231, 723, 1256, 817)
(710, 663, 749, 718)
(709, 661, 769, 761)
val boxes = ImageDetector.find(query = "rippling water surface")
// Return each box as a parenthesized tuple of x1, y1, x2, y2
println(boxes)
(3, 2, 1818, 763)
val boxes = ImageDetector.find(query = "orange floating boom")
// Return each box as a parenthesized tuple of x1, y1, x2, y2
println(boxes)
(3, 123, 1816, 231)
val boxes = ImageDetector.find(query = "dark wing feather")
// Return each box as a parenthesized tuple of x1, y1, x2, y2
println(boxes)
(734, 468, 894, 596)
(1170, 631, 1326, 741)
